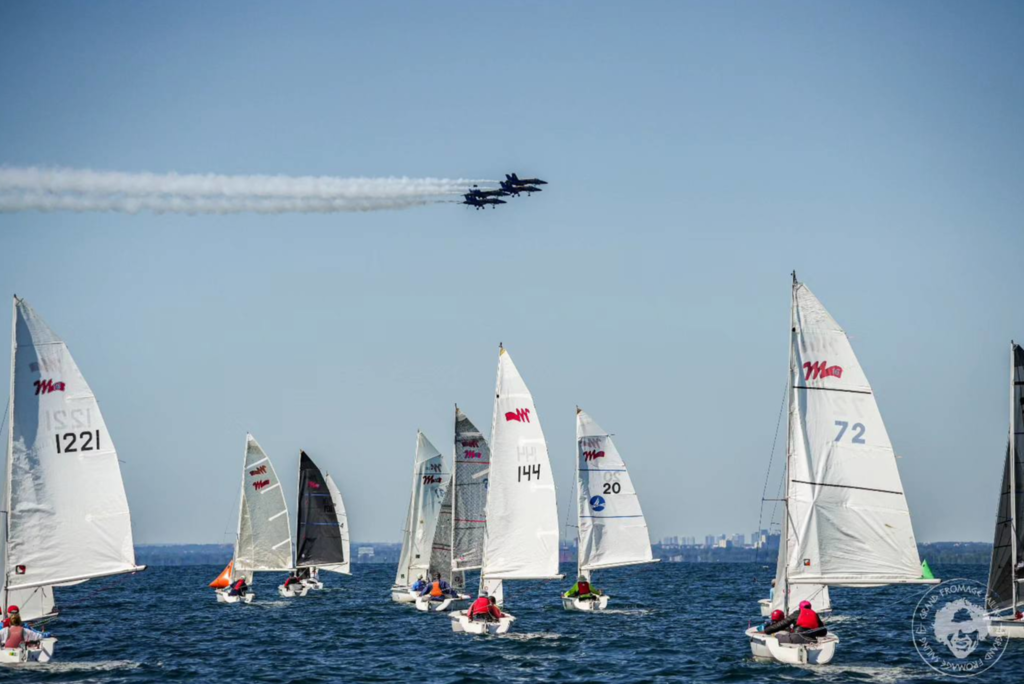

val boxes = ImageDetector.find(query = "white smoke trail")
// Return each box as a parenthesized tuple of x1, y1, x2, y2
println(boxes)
(0, 166, 495, 214)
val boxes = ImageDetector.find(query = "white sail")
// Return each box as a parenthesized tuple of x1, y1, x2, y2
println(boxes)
(452, 407, 489, 573)
(575, 409, 653, 572)
(3, 297, 142, 619)
(394, 431, 445, 586)
(783, 281, 926, 589)
(480, 347, 560, 581)
(232, 434, 292, 580)
(323, 473, 351, 575)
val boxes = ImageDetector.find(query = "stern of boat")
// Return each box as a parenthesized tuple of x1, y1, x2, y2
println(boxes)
(562, 595, 610, 612)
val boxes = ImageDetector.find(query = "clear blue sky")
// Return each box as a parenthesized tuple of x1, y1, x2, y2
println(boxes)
(1, 1, 1022, 544)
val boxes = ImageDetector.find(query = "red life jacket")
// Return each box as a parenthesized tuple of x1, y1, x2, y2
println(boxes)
(796, 608, 822, 630)
(469, 597, 490, 617)
(233, 579, 245, 591)
(4, 626, 24, 648)
(577, 581, 592, 595)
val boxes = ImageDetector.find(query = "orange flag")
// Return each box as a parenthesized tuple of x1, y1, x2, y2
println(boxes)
(210, 560, 233, 588)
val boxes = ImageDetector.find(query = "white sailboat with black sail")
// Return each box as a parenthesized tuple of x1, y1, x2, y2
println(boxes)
(986, 343, 1024, 638)
(279, 450, 349, 597)
(416, 406, 490, 612)
(212, 434, 292, 604)
(746, 275, 937, 665)
(563, 408, 657, 612)
(391, 431, 446, 604)
(1, 296, 146, 664)
(451, 346, 561, 635)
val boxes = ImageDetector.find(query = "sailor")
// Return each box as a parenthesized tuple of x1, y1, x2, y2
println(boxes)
(759, 609, 786, 632)
(487, 596, 503, 620)
(410, 575, 427, 594)
(564, 575, 601, 601)
(1, 605, 18, 628)
(283, 573, 301, 590)
(467, 592, 493, 621)
(427, 573, 455, 600)
(765, 600, 827, 643)
(228, 578, 249, 597)
(0, 614, 42, 649)
(769, 578, 776, 601)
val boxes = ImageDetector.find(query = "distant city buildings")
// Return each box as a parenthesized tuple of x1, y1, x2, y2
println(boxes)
(658, 529, 779, 551)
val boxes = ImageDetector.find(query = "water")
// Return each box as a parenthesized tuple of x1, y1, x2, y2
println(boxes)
(1, 562, 1015, 682)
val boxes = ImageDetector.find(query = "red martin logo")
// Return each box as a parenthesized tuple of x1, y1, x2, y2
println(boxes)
(249, 465, 267, 477)
(422, 475, 443, 485)
(308, 481, 320, 489)
(464, 451, 482, 459)
(583, 450, 605, 462)
(803, 361, 843, 380)
(252, 479, 271, 491)
(505, 408, 531, 423)
(461, 440, 479, 448)
(33, 379, 66, 395)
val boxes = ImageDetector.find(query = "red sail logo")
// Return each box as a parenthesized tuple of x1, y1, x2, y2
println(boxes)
(505, 408, 531, 423)
(803, 361, 843, 380)
(422, 475, 442, 485)
(252, 479, 271, 491)
(583, 450, 605, 462)
(308, 481, 321, 489)
(461, 440, 479, 448)
(33, 379, 66, 395)
(249, 465, 267, 477)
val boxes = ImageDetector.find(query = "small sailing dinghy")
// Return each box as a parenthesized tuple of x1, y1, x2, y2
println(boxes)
(279, 451, 350, 597)
(451, 346, 561, 635)
(985, 343, 1024, 638)
(391, 432, 447, 604)
(746, 275, 937, 665)
(563, 408, 657, 612)
(1, 297, 146, 664)
(416, 407, 490, 612)
(213, 434, 293, 604)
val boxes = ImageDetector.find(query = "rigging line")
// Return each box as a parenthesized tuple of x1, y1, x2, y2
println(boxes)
(0, 395, 8, 450)
(754, 380, 788, 569)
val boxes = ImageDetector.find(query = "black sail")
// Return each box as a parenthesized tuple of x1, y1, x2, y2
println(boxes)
(296, 451, 345, 567)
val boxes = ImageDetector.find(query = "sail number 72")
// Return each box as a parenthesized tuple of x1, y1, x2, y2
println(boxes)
(834, 421, 866, 444)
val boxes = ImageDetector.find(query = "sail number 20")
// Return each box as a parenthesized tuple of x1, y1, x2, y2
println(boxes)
(518, 464, 542, 482)
(834, 421, 866, 444)
(55, 430, 101, 453)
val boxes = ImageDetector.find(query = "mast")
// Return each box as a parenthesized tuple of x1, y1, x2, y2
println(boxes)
(575, 406, 582, 581)
(232, 434, 249, 579)
(450, 405, 458, 583)
(782, 271, 797, 614)
(1012, 341, 1019, 613)
(3, 296, 16, 609)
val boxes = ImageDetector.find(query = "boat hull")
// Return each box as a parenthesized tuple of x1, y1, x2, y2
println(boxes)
(415, 594, 470, 612)
(988, 617, 1024, 638)
(746, 627, 838, 665)
(450, 610, 515, 635)
(0, 638, 57, 664)
(215, 589, 255, 604)
(391, 586, 422, 604)
(562, 595, 610, 612)
(301, 579, 324, 591)
(278, 583, 310, 598)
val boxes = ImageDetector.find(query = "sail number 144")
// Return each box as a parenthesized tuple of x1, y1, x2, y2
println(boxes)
(518, 464, 542, 482)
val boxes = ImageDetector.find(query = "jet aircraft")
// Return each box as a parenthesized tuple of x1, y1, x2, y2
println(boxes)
(499, 180, 543, 196)
(465, 184, 509, 199)
(505, 173, 548, 186)
(462, 194, 507, 210)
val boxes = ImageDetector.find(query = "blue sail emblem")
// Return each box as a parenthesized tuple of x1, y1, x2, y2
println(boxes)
(589, 495, 606, 512)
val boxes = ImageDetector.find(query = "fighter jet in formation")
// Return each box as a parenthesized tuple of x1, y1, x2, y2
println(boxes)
(463, 173, 548, 210)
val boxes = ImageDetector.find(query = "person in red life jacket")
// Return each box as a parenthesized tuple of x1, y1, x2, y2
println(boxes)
(283, 573, 301, 590)
(228, 578, 249, 597)
(0, 614, 42, 650)
(765, 600, 827, 644)
(564, 575, 602, 601)
(2, 605, 18, 628)
(467, 592, 495, 621)
(487, 596, 502, 620)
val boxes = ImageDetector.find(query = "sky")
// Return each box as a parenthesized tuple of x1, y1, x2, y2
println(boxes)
(1, 1, 1022, 545)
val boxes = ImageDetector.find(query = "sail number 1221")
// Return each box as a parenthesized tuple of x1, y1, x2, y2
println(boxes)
(55, 430, 101, 453)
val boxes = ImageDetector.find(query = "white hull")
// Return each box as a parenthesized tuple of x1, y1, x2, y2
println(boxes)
(216, 589, 255, 604)
(415, 594, 470, 612)
(450, 610, 515, 635)
(562, 595, 610, 612)
(747, 627, 837, 665)
(988, 617, 1024, 638)
(391, 586, 422, 604)
(0, 638, 57, 664)
(278, 583, 311, 598)
(301, 578, 324, 590)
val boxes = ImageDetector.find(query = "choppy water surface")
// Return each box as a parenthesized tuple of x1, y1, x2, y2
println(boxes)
(0, 562, 1014, 682)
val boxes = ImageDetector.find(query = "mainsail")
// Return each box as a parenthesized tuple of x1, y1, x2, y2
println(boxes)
(575, 409, 653, 573)
(452, 407, 489, 573)
(3, 297, 144, 621)
(295, 451, 346, 573)
(394, 431, 446, 587)
(778, 279, 928, 599)
(427, 480, 455, 586)
(232, 434, 292, 582)
(480, 347, 560, 583)
(324, 474, 351, 574)
(986, 343, 1024, 613)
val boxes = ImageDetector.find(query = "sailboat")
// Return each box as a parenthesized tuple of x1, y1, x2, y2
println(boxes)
(391, 431, 447, 603)
(0, 297, 146, 664)
(746, 275, 937, 665)
(279, 451, 350, 597)
(564, 408, 657, 612)
(451, 345, 561, 634)
(986, 343, 1024, 638)
(415, 406, 490, 612)
(212, 434, 293, 604)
